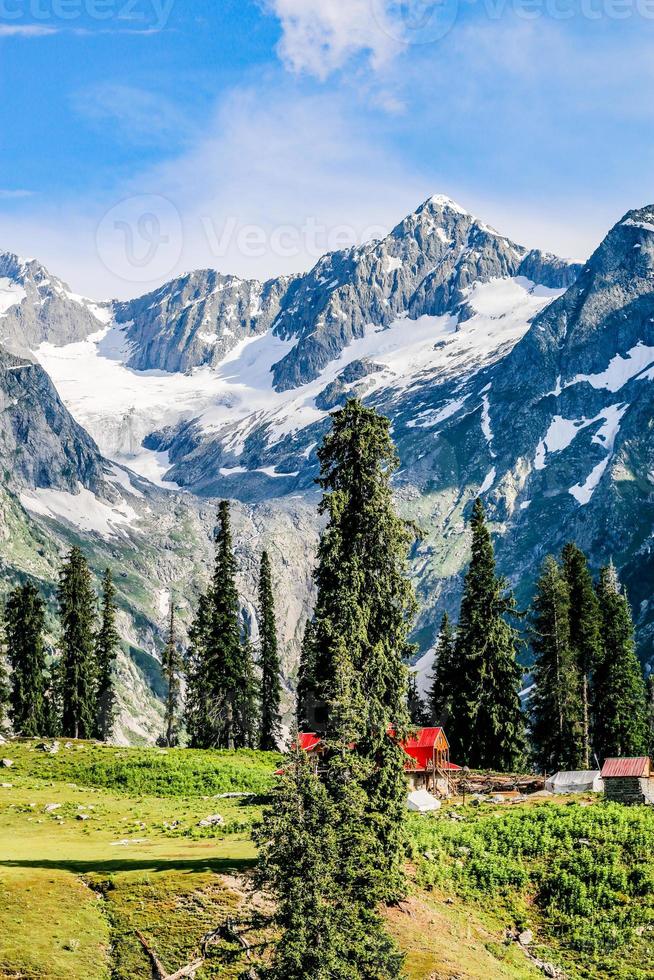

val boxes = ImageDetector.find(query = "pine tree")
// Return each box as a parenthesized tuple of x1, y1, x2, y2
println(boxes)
(429, 612, 456, 727)
(205, 501, 244, 748)
(408, 673, 428, 726)
(184, 592, 212, 748)
(296, 618, 317, 730)
(5, 582, 47, 736)
(237, 625, 260, 749)
(311, 398, 418, 903)
(0, 606, 11, 733)
(447, 499, 525, 771)
(256, 738, 403, 980)
(258, 550, 282, 751)
(162, 600, 183, 748)
(647, 676, 654, 758)
(94, 568, 119, 742)
(530, 556, 584, 772)
(561, 543, 602, 769)
(58, 547, 97, 740)
(593, 563, 649, 761)
(185, 502, 249, 749)
(257, 400, 411, 977)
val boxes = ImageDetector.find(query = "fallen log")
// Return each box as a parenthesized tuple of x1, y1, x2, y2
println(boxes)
(136, 919, 259, 980)
(136, 930, 206, 980)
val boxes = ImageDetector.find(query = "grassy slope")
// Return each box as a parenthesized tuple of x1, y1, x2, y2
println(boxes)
(2, 742, 652, 979)
(0, 741, 272, 979)
(409, 801, 654, 980)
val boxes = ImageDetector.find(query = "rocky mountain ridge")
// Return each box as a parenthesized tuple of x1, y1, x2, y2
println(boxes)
(1, 195, 654, 744)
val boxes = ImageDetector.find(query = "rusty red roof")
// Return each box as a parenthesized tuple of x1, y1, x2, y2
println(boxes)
(601, 757, 651, 778)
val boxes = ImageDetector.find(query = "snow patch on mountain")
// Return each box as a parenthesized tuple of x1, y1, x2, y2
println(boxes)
(0, 278, 26, 317)
(19, 483, 139, 539)
(568, 404, 628, 505)
(565, 342, 654, 393)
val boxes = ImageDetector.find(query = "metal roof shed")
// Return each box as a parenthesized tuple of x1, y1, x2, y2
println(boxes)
(601, 757, 654, 804)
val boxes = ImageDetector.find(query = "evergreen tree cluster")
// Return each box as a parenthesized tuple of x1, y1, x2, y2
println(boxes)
(425, 515, 649, 776)
(530, 547, 648, 771)
(426, 499, 526, 772)
(184, 501, 282, 752)
(0, 549, 120, 741)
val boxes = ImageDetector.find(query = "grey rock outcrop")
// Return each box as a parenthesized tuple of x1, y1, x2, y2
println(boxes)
(0, 252, 107, 353)
(114, 269, 295, 373)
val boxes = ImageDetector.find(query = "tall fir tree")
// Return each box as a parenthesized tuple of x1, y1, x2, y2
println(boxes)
(408, 673, 428, 726)
(184, 592, 212, 748)
(593, 563, 649, 761)
(58, 547, 97, 740)
(94, 568, 119, 742)
(256, 737, 403, 980)
(530, 556, 585, 772)
(648, 676, 654, 759)
(185, 502, 250, 749)
(161, 600, 183, 748)
(0, 605, 11, 732)
(447, 499, 525, 771)
(258, 550, 282, 751)
(296, 618, 317, 730)
(311, 398, 417, 904)
(238, 624, 260, 749)
(429, 612, 456, 727)
(561, 543, 602, 768)
(259, 400, 413, 979)
(5, 582, 47, 736)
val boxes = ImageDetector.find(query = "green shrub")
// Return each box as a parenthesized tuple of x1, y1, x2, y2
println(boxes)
(409, 802, 654, 979)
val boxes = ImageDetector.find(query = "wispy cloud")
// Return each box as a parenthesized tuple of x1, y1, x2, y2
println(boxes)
(71, 83, 192, 147)
(0, 189, 35, 199)
(0, 24, 58, 37)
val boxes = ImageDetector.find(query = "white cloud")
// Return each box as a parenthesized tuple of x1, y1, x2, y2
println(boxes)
(263, 0, 402, 79)
(70, 83, 193, 146)
(0, 24, 58, 37)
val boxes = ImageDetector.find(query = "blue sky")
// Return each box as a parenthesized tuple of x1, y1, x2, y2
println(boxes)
(0, 0, 652, 297)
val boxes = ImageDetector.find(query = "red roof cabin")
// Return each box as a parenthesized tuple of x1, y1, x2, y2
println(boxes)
(600, 757, 654, 805)
(295, 727, 459, 796)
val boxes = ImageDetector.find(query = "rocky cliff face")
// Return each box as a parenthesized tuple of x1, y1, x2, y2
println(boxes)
(106, 197, 580, 391)
(0, 252, 107, 353)
(0, 346, 106, 493)
(114, 269, 295, 374)
(269, 195, 580, 390)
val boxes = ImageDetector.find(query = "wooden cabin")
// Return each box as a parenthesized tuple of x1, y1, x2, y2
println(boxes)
(296, 727, 460, 796)
(402, 727, 460, 795)
(601, 757, 654, 804)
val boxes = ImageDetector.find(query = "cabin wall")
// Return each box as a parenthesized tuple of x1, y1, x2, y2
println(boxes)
(604, 776, 654, 805)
